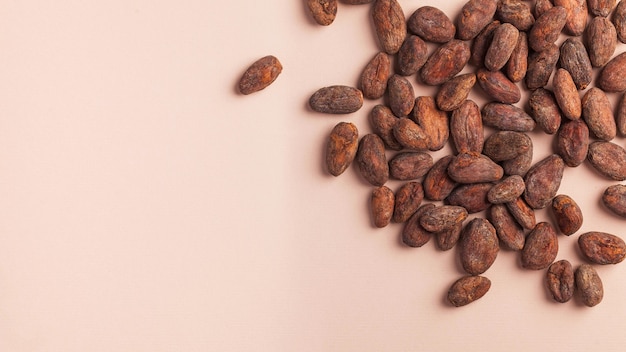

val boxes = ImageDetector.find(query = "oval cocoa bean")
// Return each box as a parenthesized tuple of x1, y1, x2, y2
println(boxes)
(481, 103, 536, 132)
(556, 119, 589, 167)
(238, 55, 283, 95)
(447, 152, 504, 184)
(369, 104, 402, 150)
(586, 17, 617, 68)
(389, 152, 433, 181)
(553, 68, 581, 120)
(578, 232, 626, 265)
(407, 6, 456, 43)
(310, 85, 364, 114)
(371, 0, 406, 54)
(554, 0, 587, 36)
(488, 203, 525, 250)
(582, 87, 615, 141)
(396, 36, 428, 76)
(456, 0, 499, 40)
(356, 134, 389, 186)
(587, 141, 626, 180)
(360, 52, 391, 100)
(546, 260, 575, 303)
(450, 100, 484, 154)
(307, 0, 337, 26)
(551, 194, 583, 236)
(423, 155, 457, 201)
(528, 88, 561, 135)
(476, 68, 521, 104)
(392, 181, 424, 223)
(558, 37, 592, 90)
(445, 182, 493, 214)
(523, 154, 565, 209)
(575, 264, 603, 307)
(521, 222, 558, 270)
(528, 6, 568, 52)
(420, 40, 471, 86)
(436, 73, 476, 112)
(602, 184, 626, 218)
(487, 175, 525, 204)
(459, 218, 499, 275)
(420, 205, 468, 233)
(402, 203, 435, 247)
(326, 122, 359, 176)
(598, 52, 626, 92)
(370, 186, 395, 228)
(411, 96, 449, 151)
(447, 275, 491, 307)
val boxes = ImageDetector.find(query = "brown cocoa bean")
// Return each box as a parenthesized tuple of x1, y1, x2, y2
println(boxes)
(447, 152, 504, 184)
(392, 181, 424, 223)
(389, 152, 433, 180)
(496, 0, 535, 31)
(370, 104, 402, 150)
(310, 85, 364, 114)
(528, 6, 568, 52)
(488, 203, 525, 250)
(370, 186, 395, 228)
(587, 141, 626, 180)
(423, 155, 458, 201)
(506, 196, 536, 230)
(546, 260, 575, 303)
(618, 93, 626, 136)
(450, 100, 484, 154)
(558, 38, 592, 90)
(582, 87, 615, 141)
(447, 275, 491, 307)
(476, 68, 521, 104)
(360, 52, 392, 100)
(482, 103, 536, 132)
(482, 131, 531, 162)
(586, 17, 617, 68)
(487, 175, 525, 204)
(459, 218, 499, 275)
(471, 20, 501, 67)
(521, 222, 558, 270)
(505, 32, 528, 83)
(456, 0, 499, 41)
(420, 205, 469, 233)
(371, 0, 406, 54)
(614, 0, 626, 43)
(534, 0, 554, 18)
(387, 74, 415, 117)
(238, 55, 283, 95)
(407, 6, 456, 43)
(436, 222, 463, 251)
(528, 88, 562, 135)
(420, 40, 471, 86)
(356, 134, 389, 186)
(575, 264, 603, 307)
(556, 119, 589, 167)
(553, 68, 582, 120)
(578, 232, 626, 265)
(597, 52, 626, 92)
(551, 194, 583, 236)
(445, 182, 493, 214)
(393, 117, 430, 150)
(396, 35, 428, 76)
(525, 43, 560, 90)
(402, 203, 435, 247)
(436, 73, 477, 112)
(554, 0, 587, 36)
(326, 122, 359, 176)
(502, 144, 533, 177)
(411, 96, 449, 151)
(524, 154, 565, 209)
(588, 0, 616, 17)
(602, 184, 626, 218)
(485, 23, 519, 72)
(306, 0, 337, 26)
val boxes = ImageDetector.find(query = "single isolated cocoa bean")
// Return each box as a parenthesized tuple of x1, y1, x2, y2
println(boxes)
(238, 55, 283, 95)
(587, 141, 626, 180)
(447, 275, 491, 307)
(578, 232, 626, 265)
(310, 85, 364, 114)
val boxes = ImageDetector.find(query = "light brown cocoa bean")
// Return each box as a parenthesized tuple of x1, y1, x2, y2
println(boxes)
(553, 68, 581, 120)
(575, 264, 603, 307)
(597, 52, 626, 92)
(445, 182, 493, 214)
(505, 32, 528, 83)
(448, 152, 504, 184)
(420, 205, 469, 233)
(496, 0, 535, 31)
(423, 155, 458, 201)
(436, 222, 463, 251)
(238, 55, 283, 95)
(481, 103, 535, 132)
(488, 203, 525, 250)
(371, 0, 406, 54)
(614, 0, 626, 43)
(602, 184, 626, 218)
(402, 203, 435, 247)
(588, 0, 616, 17)
(476, 68, 521, 104)
(582, 87, 615, 141)
(306, 0, 337, 26)
(456, 0, 499, 41)
(387, 74, 415, 117)
(534, 0, 554, 18)
(450, 100, 484, 154)
(528, 6, 568, 52)
(407, 6, 456, 43)
(506, 196, 536, 230)
(393, 117, 430, 151)
(554, 0, 587, 36)
(485, 23, 519, 72)
(436, 73, 477, 112)
(326, 122, 359, 176)
(487, 175, 525, 204)
(369, 104, 402, 150)
(587, 141, 626, 180)
(578, 232, 626, 265)
(448, 275, 491, 307)
(411, 96, 449, 151)
(586, 17, 617, 68)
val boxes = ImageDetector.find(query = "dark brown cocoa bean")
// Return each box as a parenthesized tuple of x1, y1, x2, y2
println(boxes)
(423, 155, 458, 201)
(485, 23, 519, 72)
(521, 222, 558, 270)
(371, 0, 406, 55)
(445, 182, 493, 214)
(506, 32, 528, 83)
(387, 74, 415, 117)
(238, 55, 283, 95)
(546, 260, 575, 303)
(360, 52, 392, 100)
(407, 6, 456, 43)
(597, 52, 626, 92)
(326, 122, 359, 176)
(389, 152, 433, 180)
(586, 17, 617, 68)
(551, 194, 583, 236)
(528, 6, 568, 52)
(392, 181, 424, 223)
(450, 100, 484, 154)
(310, 85, 364, 114)
(471, 20, 501, 67)
(488, 203, 525, 250)
(402, 203, 435, 247)
(582, 87, 615, 141)
(356, 134, 389, 186)
(371, 186, 395, 228)
(579, 232, 626, 265)
(575, 264, 603, 307)
(448, 275, 491, 307)
(481, 103, 536, 132)
(420, 40, 471, 86)
(476, 68, 521, 104)
(411, 96, 449, 151)
(525, 43, 560, 90)
(436, 73, 477, 112)
(487, 175, 525, 204)
(459, 218, 499, 275)
(602, 184, 626, 218)
(556, 119, 589, 167)
(447, 152, 504, 184)
(528, 88, 562, 135)
(396, 36, 428, 76)
(558, 38, 592, 90)
(482, 131, 531, 162)
(370, 104, 403, 150)
(614, 0, 626, 43)
(420, 205, 469, 233)
(306, 0, 337, 26)
(553, 68, 582, 120)
(587, 141, 626, 180)
(523, 154, 565, 209)
(456, 0, 499, 41)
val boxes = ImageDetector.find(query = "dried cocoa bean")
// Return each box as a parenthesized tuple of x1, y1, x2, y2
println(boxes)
(411, 96, 449, 151)
(496, 0, 535, 31)
(582, 87, 615, 141)
(534, 0, 554, 18)
(523, 154, 565, 209)
(506, 196, 536, 230)
(575, 264, 603, 307)
(389, 152, 433, 181)
(586, 17, 617, 68)
(546, 260, 575, 303)
(447, 275, 491, 307)
(614, 0, 626, 43)
(371, 0, 406, 54)
(588, 0, 616, 17)
(436, 73, 477, 112)
(371, 186, 395, 228)
(445, 182, 493, 214)
(370, 104, 403, 150)
(553, 68, 582, 120)
(481, 103, 535, 132)
(488, 203, 525, 250)
(587, 141, 626, 180)
(436, 222, 463, 251)
(521, 222, 558, 270)
(420, 205, 468, 233)
(556, 119, 589, 167)
(456, 0, 499, 41)
(423, 155, 458, 201)
(392, 181, 424, 223)
(482, 131, 531, 162)
(502, 144, 533, 177)
(558, 38, 592, 90)
(487, 175, 525, 204)
(525, 43, 560, 90)
(485, 23, 519, 72)
(396, 36, 428, 76)
(551, 194, 583, 236)
(310, 85, 364, 114)
(393, 117, 430, 150)
(602, 184, 626, 218)
(476, 68, 521, 104)
(471, 20, 501, 67)
(597, 52, 626, 92)
(459, 218, 499, 275)
(553, 0, 587, 36)
(505, 32, 528, 83)
(402, 203, 435, 247)
(420, 40, 471, 86)
(528, 88, 561, 135)
(326, 122, 359, 176)
(238, 55, 283, 95)
(528, 6, 568, 52)
(450, 100, 484, 154)
(360, 52, 392, 100)
(407, 6, 456, 43)
(356, 134, 389, 186)
(447, 152, 504, 184)
(387, 74, 415, 117)
(306, 0, 337, 26)
(578, 232, 626, 265)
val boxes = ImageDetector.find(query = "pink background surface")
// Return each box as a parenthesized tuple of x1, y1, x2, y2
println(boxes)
(1, 0, 626, 351)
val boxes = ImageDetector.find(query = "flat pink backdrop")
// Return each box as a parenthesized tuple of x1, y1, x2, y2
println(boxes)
(0, 0, 625, 351)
